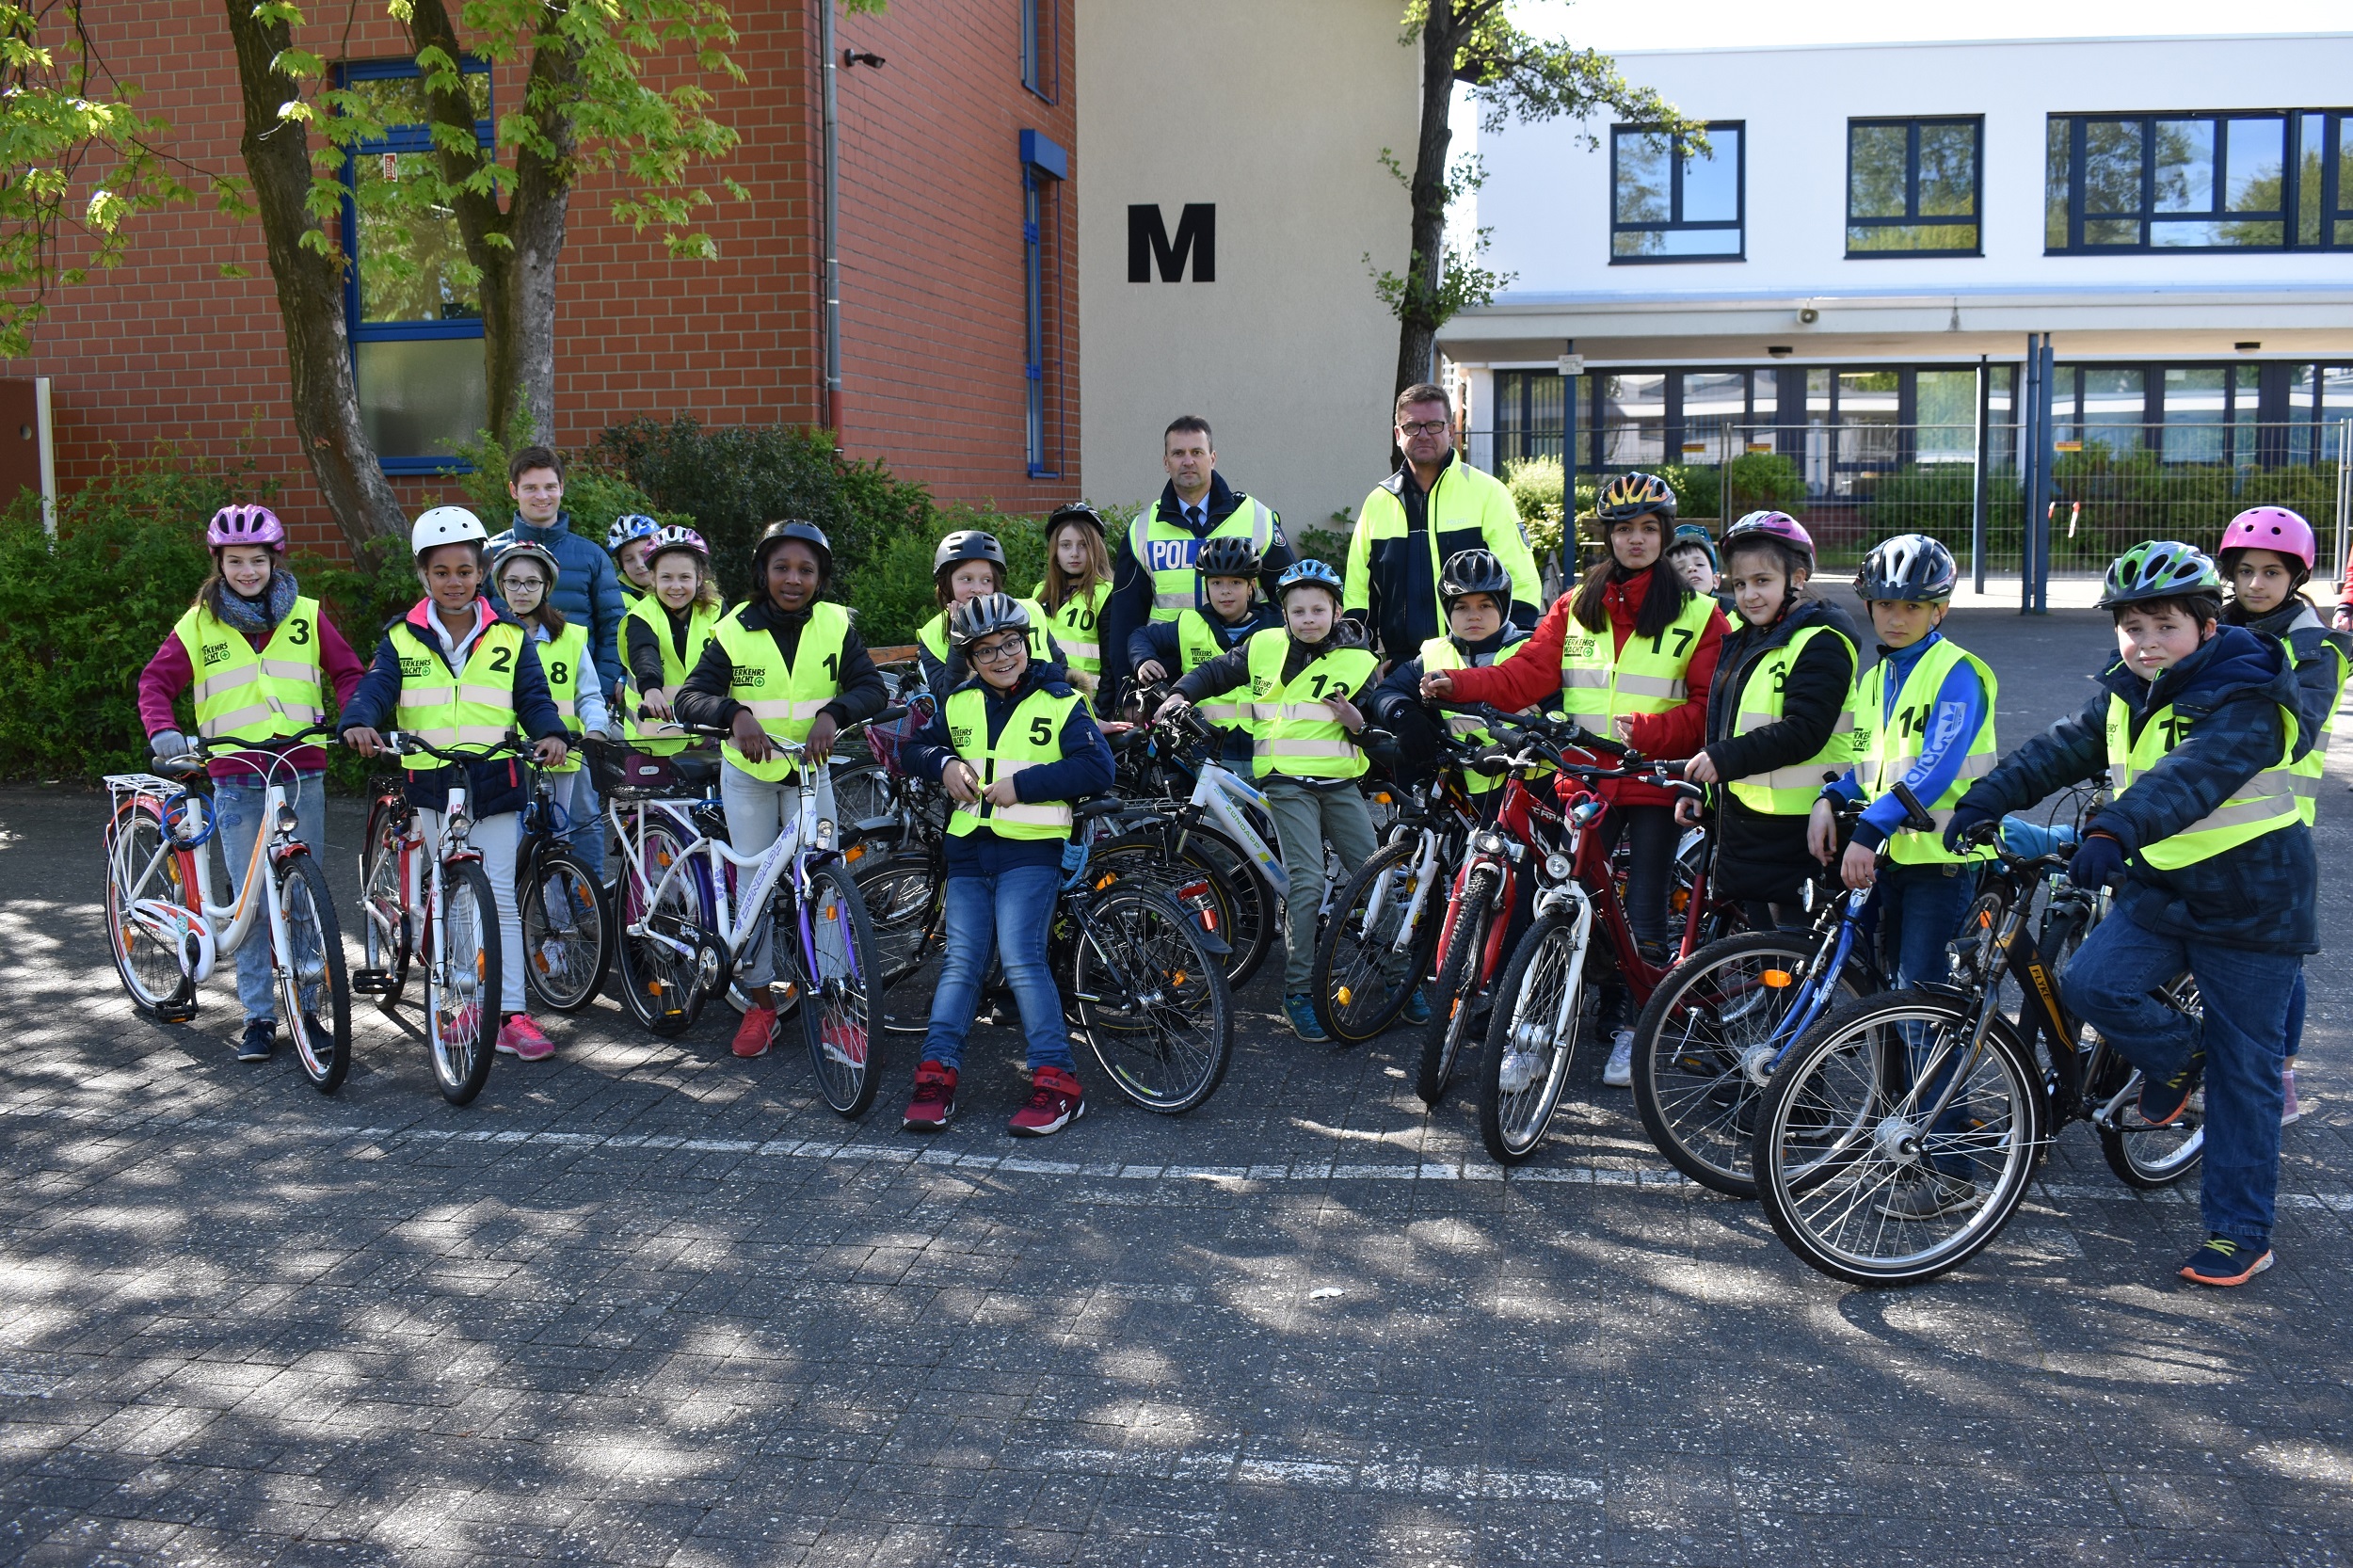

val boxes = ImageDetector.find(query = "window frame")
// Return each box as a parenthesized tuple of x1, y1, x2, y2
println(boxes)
(2044, 108, 2352, 254)
(1019, 0, 1059, 104)
(1019, 131, 1068, 480)
(1608, 120, 1746, 264)
(1844, 115, 1984, 259)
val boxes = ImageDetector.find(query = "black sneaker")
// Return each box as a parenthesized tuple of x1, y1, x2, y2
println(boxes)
(2180, 1234, 2274, 1287)
(1872, 1172, 1976, 1220)
(236, 1019, 277, 1063)
(2137, 1042, 2207, 1128)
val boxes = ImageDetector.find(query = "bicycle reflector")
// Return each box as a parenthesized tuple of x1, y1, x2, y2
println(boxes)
(1761, 969, 1794, 989)
(1176, 879, 1219, 932)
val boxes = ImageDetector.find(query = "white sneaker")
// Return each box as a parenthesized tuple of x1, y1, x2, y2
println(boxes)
(1602, 1029, 1635, 1088)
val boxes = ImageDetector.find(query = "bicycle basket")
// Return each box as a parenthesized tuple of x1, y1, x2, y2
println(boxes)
(865, 693, 936, 779)
(586, 734, 719, 795)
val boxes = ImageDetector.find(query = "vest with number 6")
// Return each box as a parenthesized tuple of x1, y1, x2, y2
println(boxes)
(1558, 592, 1716, 728)
(712, 601, 851, 782)
(2281, 611, 2349, 826)
(535, 623, 588, 776)
(1244, 629, 1378, 780)
(945, 684, 1081, 840)
(1035, 579, 1110, 680)
(1130, 498, 1275, 620)
(388, 619, 526, 773)
(917, 598, 1055, 665)
(622, 596, 722, 756)
(1850, 638, 1998, 864)
(172, 597, 327, 742)
(1418, 632, 1547, 795)
(2106, 693, 2301, 870)
(1726, 625, 1860, 816)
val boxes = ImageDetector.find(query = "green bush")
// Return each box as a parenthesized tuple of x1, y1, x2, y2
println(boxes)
(1718, 452, 1808, 519)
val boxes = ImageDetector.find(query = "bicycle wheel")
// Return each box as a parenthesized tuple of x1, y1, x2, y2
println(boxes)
(425, 860, 500, 1106)
(273, 854, 351, 1094)
(520, 846, 611, 1014)
(358, 796, 411, 1006)
(829, 760, 903, 846)
(1630, 930, 1871, 1197)
(1753, 992, 2043, 1287)
(794, 861, 883, 1117)
(2097, 973, 2207, 1190)
(852, 844, 946, 1035)
(1477, 908, 1592, 1165)
(1089, 827, 1269, 988)
(1311, 838, 1443, 1045)
(1073, 885, 1235, 1114)
(103, 798, 196, 1016)
(615, 822, 709, 1036)
(1417, 864, 1500, 1106)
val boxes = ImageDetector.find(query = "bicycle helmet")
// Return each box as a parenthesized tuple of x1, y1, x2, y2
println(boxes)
(1855, 534, 1958, 602)
(1195, 535, 1262, 581)
(933, 530, 1007, 577)
(949, 591, 1032, 649)
(605, 513, 662, 554)
(647, 524, 709, 567)
(1594, 471, 1678, 526)
(411, 504, 488, 559)
(1438, 549, 1513, 608)
(1275, 558, 1346, 602)
(490, 540, 561, 594)
(2100, 540, 2225, 610)
(1045, 502, 1107, 537)
(753, 519, 833, 580)
(205, 503, 287, 553)
(1722, 510, 1816, 571)
(2218, 505, 2316, 572)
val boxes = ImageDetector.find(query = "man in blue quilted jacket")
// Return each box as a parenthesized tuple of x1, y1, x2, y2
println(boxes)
(488, 445, 628, 691)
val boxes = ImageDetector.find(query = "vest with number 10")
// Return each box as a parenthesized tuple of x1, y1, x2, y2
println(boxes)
(1557, 591, 1716, 728)
(386, 618, 527, 772)
(1244, 629, 1378, 780)
(1850, 637, 1998, 864)
(712, 601, 850, 782)
(945, 684, 1081, 840)
(172, 597, 327, 742)
(1726, 625, 1859, 816)
(1130, 499, 1276, 620)
(1036, 579, 1111, 687)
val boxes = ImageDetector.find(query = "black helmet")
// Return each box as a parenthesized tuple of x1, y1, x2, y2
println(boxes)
(754, 519, 833, 580)
(1046, 503, 1106, 536)
(1195, 536, 1262, 581)
(949, 591, 1032, 649)
(933, 530, 1007, 577)
(1855, 534, 1958, 603)
(1438, 549, 1512, 608)
(2100, 539, 2225, 611)
(1595, 471, 1678, 526)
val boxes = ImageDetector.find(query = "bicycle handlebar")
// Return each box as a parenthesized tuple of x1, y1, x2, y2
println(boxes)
(372, 730, 526, 765)
(159, 721, 341, 773)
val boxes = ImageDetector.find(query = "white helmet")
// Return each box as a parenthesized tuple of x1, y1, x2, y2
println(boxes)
(411, 505, 488, 559)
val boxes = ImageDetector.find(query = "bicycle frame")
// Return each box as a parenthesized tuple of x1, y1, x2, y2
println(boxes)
(1180, 760, 1289, 898)
(106, 752, 309, 986)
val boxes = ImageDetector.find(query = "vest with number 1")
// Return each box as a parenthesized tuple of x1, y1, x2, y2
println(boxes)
(536, 623, 588, 776)
(1418, 632, 1547, 796)
(388, 618, 526, 773)
(1850, 637, 1998, 864)
(1726, 624, 1859, 815)
(1130, 498, 1275, 620)
(172, 597, 327, 742)
(712, 601, 850, 782)
(2106, 692, 2301, 870)
(945, 685, 1081, 840)
(1558, 592, 1715, 728)
(1244, 629, 1378, 780)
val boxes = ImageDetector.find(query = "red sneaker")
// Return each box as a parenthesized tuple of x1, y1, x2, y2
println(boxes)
(731, 1004, 777, 1059)
(902, 1061, 959, 1132)
(1007, 1064, 1085, 1138)
(495, 1014, 554, 1061)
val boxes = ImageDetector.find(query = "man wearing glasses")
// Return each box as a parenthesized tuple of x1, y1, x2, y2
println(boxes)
(1343, 383, 1542, 662)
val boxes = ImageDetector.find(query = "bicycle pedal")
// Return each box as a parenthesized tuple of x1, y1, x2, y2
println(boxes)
(349, 968, 395, 994)
(153, 1002, 198, 1024)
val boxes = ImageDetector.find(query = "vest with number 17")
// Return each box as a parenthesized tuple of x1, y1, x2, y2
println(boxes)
(1849, 637, 1998, 865)
(944, 684, 1081, 840)
(1557, 591, 1716, 728)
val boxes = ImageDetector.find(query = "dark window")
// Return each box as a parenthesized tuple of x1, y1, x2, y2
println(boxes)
(1019, 0, 1058, 102)
(1493, 371, 1567, 467)
(2045, 110, 2353, 252)
(1610, 122, 1743, 262)
(1847, 117, 1981, 255)
(1020, 132, 1068, 478)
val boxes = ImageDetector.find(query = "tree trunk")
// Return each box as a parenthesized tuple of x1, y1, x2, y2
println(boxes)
(1394, 0, 1463, 399)
(219, 0, 407, 548)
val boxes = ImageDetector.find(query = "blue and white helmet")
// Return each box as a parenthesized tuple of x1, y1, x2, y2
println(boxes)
(1275, 558, 1346, 601)
(606, 513, 662, 554)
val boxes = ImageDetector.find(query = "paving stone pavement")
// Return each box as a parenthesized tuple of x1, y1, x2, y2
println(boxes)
(4, 608, 2352, 1566)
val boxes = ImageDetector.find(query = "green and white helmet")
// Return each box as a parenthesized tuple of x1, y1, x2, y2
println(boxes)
(2099, 540, 2224, 610)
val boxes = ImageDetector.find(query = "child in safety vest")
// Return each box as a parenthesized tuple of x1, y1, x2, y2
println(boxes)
(2215, 505, 2349, 1125)
(1035, 504, 1112, 710)
(1158, 559, 1381, 1044)
(138, 504, 366, 1064)
(1373, 547, 1551, 795)
(1128, 534, 1276, 764)
(1681, 513, 1859, 930)
(896, 594, 1114, 1135)
(607, 514, 662, 606)
(1948, 541, 2315, 1288)
(917, 530, 1064, 696)
(623, 525, 724, 758)
(339, 506, 574, 1062)
(673, 521, 889, 1060)
(491, 542, 611, 879)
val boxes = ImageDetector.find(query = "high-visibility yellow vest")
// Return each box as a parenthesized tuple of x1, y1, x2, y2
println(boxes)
(1557, 592, 1716, 729)
(1241, 629, 1378, 780)
(943, 683, 1082, 840)
(623, 596, 721, 757)
(710, 601, 851, 782)
(387, 616, 526, 773)
(2279, 609, 2348, 826)
(1035, 579, 1110, 680)
(534, 622, 587, 776)
(172, 597, 328, 743)
(1418, 632, 1549, 795)
(2106, 691, 2302, 869)
(1129, 497, 1275, 621)
(1850, 637, 1998, 865)
(1725, 624, 1859, 816)
(917, 598, 1055, 666)
(1175, 608, 1257, 729)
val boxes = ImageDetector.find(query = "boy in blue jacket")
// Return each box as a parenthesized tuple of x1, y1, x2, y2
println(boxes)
(1947, 542, 2315, 1287)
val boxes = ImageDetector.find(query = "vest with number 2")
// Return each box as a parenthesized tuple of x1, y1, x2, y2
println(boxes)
(388, 618, 526, 774)
(1558, 592, 1715, 728)
(2105, 692, 2301, 871)
(1850, 637, 1998, 865)
(172, 597, 327, 742)
(1725, 624, 1859, 816)
(1130, 498, 1275, 621)
(535, 623, 588, 776)
(1244, 629, 1378, 780)
(712, 601, 851, 782)
(945, 684, 1081, 840)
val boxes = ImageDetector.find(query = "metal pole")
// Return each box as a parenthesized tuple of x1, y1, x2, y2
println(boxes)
(1971, 355, 1989, 593)
(821, 0, 842, 431)
(2337, 416, 2352, 595)
(2035, 336, 2056, 614)
(2019, 337, 2040, 615)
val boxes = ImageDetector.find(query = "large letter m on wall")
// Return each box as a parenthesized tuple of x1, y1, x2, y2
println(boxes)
(1128, 203, 1215, 282)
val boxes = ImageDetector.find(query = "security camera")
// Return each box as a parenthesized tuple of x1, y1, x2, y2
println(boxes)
(1798, 307, 1820, 326)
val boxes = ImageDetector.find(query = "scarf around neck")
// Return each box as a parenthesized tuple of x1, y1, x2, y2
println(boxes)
(212, 569, 299, 637)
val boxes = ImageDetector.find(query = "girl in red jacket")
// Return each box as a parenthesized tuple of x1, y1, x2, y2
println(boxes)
(1422, 472, 1724, 1086)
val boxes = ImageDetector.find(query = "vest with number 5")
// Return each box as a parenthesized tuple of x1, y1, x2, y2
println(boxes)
(946, 684, 1081, 840)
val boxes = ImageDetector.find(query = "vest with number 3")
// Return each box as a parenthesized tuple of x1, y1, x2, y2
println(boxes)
(945, 684, 1081, 840)
(1558, 593, 1715, 728)
(172, 597, 327, 742)
(1243, 629, 1378, 780)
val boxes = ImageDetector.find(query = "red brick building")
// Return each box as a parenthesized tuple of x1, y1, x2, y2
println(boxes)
(2, 0, 1078, 554)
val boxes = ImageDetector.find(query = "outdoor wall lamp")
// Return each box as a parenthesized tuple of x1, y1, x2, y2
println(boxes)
(844, 48, 886, 67)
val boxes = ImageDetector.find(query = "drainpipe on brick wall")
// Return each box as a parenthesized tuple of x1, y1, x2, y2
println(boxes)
(821, 0, 842, 432)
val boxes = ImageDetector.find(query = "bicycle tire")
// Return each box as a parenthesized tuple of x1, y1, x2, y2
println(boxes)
(1477, 909, 1591, 1165)
(852, 844, 946, 1035)
(2097, 973, 2207, 1190)
(1630, 929, 1872, 1197)
(1417, 864, 1500, 1106)
(615, 821, 708, 1037)
(273, 853, 352, 1094)
(794, 861, 884, 1117)
(358, 797, 411, 1006)
(1089, 827, 1269, 988)
(1311, 838, 1443, 1045)
(520, 845, 612, 1014)
(426, 858, 501, 1106)
(1753, 991, 2043, 1287)
(829, 760, 904, 848)
(103, 798, 196, 1016)
(1072, 885, 1235, 1114)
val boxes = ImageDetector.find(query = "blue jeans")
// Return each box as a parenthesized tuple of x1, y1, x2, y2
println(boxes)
(211, 772, 330, 1022)
(921, 864, 1075, 1075)
(1877, 861, 1977, 989)
(2060, 906, 2300, 1247)
(546, 767, 604, 879)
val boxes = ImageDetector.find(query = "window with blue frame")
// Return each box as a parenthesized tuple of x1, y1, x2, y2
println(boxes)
(1610, 122, 1743, 262)
(338, 57, 493, 472)
(2044, 109, 2353, 252)
(1847, 117, 1981, 256)
(1019, 0, 1058, 102)
(1019, 131, 1066, 478)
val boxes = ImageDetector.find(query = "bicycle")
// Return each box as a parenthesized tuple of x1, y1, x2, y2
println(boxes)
(351, 733, 523, 1106)
(102, 727, 353, 1094)
(516, 758, 613, 1014)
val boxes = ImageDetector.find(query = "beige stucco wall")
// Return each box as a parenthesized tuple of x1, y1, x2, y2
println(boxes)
(1075, 0, 1421, 542)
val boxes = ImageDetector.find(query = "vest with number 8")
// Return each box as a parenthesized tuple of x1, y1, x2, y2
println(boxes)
(535, 622, 588, 776)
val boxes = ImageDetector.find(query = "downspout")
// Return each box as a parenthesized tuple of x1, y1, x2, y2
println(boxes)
(820, 0, 841, 431)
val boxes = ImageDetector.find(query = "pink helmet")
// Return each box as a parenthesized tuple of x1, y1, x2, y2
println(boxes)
(1722, 509, 1816, 569)
(206, 503, 287, 552)
(2219, 505, 2315, 571)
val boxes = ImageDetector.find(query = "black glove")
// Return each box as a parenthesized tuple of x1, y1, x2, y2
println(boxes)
(2067, 831, 2126, 891)
(1942, 802, 1998, 853)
